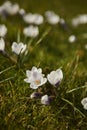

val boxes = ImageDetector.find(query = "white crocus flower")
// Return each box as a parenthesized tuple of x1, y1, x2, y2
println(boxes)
(45, 11, 60, 25)
(24, 66, 47, 89)
(72, 14, 87, 27)
(68, 35, 76, 43)
(34, 14, 44, 25)
(2, 1, 19, 15)
(0, 38, 5, 51)
(72, 18, 80, 27)
(9, 3, 19, 15)
(11, 42, 27, 55)
(23, 25, 39, 38)
(19, 8, 25, 16)
(81, 97, 87, 110)
(23, 13, 44, 25)
(2, 1, 12, 10)
(47, 69, 63, 87)
(0, 24, 7, 37)
(41, 95, 50, 105)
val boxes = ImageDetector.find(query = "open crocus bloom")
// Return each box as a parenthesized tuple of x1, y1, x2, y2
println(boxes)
(0, 38, 5, 51)
(11, 42, 27, 55)
(0, 24, 7, 37)
(24, 66, 47, 89)
(23, 13, 44, 25)
(23, 25, 39, 38)
(81, 97, 87, 110)
(47, 69, 63, 87)
(41, 95, 50, 105)
(45, 11, 60, 25)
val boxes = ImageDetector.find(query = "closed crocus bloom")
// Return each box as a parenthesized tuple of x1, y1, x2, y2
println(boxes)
(0, 38, 5, 51)
(30, 92, 41, 99)
(41, 95, 50, 105)
(47, 69, 63, 87)
(23, 25, 39, 38)
(19, 8, 25, 16)
(33, 14, 44, 25)
(24, 66, 47, 89)
(11, 42, 26, 55)
(23, 13, 43, 25)
(45, 11, 60, 25)
(81, 97, 87, 110)
(68, 35, 76, 43)
(0, 24, 7, 37)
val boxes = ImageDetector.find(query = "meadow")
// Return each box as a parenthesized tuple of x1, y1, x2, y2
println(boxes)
(0, 0, 87, 130)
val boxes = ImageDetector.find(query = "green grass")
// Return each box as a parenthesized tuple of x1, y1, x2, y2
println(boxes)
(0, 0, 87, 129)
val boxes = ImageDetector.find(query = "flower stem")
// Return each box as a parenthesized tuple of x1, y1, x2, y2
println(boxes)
(0, 50, 17, 64)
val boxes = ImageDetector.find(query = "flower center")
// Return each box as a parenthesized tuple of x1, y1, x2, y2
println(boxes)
(35, 80, 41, 85)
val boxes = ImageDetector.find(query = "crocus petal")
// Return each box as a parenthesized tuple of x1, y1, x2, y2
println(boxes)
(41, 95, 50, 105)
(26, 70, 31, 77)
(83, 103, 87, 110)
(0, 24, 7, 37)
(24, 78, 31, 83)
(38, 68, 42, 73)
(0, 38, 5, 51)
(81, 97, 87, 106)
(56, 69, 63, 80)
(30, 83, 39, 89)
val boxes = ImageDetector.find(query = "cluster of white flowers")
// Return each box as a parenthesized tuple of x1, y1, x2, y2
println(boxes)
(0, 1, 87, 109)
(45, 11, 60, 25)
(72, 14, 87, 27)
(81, 97, 87, 110)
(24, 66, 63, 105)
(0, 1, 19, 15)
(23, 13, 44, 25)
(0, 1, 68, 39)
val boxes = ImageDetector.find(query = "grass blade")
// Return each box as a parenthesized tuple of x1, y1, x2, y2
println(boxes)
(66, 85, 87, 93)
(61, 98, 85, 118)
(0, 65, 15, 75)
(0, 76, 15, 84)
(35, 27, 51, 45)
